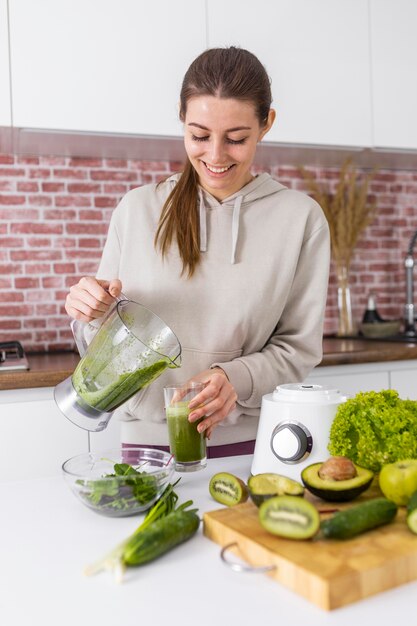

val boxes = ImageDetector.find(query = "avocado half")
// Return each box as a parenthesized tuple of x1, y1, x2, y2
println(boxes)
(301, 462, 374, 502)
(248, 473, 304, 508)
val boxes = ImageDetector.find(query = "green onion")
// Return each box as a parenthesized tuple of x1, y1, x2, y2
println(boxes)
(84, 479, 192, 580)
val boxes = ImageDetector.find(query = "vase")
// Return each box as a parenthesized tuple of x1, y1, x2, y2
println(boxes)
(336, 264, 355, 337)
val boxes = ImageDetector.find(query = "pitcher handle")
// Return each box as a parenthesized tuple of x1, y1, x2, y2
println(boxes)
(70, 291, 128, 357)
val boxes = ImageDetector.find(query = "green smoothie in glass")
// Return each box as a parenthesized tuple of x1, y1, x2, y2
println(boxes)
(164, 383, 207, 472)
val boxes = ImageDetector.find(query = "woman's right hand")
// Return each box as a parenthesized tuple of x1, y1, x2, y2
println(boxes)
(65, 276, 122, 322)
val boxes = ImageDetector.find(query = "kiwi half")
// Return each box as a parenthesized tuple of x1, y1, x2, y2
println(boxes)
(209, 472, 249, 506)
(259, 495, 320, 539)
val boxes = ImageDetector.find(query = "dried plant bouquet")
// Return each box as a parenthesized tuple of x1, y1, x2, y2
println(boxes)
(300, 160, 377, 335)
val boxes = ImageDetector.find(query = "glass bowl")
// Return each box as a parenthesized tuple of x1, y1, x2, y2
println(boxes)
(62, 447, 175, 517)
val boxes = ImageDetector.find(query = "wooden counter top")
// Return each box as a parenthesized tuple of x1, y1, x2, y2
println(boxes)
(0, 351, 80, 391)
(1, 338, 417, 391)
(321, 336, 417, 366)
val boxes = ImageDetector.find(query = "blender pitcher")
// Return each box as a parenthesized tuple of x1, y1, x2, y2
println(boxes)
(54, 297, 181, 432)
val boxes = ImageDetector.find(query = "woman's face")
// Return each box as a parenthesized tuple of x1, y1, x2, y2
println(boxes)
(183, 96, 274, 200)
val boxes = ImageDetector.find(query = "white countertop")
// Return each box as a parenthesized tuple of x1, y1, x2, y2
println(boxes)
(1, 454, 416, 626)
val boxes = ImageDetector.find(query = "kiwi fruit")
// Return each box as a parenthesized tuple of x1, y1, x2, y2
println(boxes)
(209, 472, 249, 506)
(259, 495, 320, 539)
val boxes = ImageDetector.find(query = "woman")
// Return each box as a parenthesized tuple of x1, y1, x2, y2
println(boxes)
(65, 47, 330, 457)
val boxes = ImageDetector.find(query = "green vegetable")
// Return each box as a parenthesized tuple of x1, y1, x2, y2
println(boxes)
(328, 390, 417, 472)
(122, 509, 200, 566)
(84, 480, 199, 581)
(77, 461, 160, 513)
(321, 497, 397, 539)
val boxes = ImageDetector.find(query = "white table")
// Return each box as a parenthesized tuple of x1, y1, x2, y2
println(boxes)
(1, 454, 415, 626)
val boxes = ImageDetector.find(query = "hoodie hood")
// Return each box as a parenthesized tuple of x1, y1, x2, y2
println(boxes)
(168, 172, 287, 264)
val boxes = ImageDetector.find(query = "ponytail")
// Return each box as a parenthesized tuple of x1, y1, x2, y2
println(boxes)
(154, 159, 201, 278)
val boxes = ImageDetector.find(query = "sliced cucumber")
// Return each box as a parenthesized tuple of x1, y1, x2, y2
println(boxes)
(259, 495, 320, 540)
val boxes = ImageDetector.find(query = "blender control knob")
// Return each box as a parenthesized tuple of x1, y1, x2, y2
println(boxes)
(270, 421, 312, 464)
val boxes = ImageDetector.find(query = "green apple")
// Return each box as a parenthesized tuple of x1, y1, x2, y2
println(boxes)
(379, 460, 417, 506)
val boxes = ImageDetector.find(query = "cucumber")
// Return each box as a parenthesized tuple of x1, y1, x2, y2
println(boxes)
(321, 497, 397, 540)
(122, 509, 200, 566)
(209, 472, 249, 506)
(406, 490, 417, 534)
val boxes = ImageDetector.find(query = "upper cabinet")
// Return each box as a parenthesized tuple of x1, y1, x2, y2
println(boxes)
(0, 0, 11, 127)
(8, 0, 206, 135)
(4, 0, 417, 154)
(370, 0, 417, 150)
(207, 0, 373, 148)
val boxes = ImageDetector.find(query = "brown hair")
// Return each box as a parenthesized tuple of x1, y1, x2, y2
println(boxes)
(154, 47, 272, 277)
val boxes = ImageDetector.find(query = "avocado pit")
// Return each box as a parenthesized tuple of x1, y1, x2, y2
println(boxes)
(318, 456, 357, 481)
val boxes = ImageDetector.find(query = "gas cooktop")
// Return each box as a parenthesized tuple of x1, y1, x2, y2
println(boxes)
(0, 341, 30, 371)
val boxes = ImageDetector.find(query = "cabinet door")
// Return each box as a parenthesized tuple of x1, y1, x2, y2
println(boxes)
(370, 0, 417, 149)
(390, 369, 417, 400)
(207, 0, 372, 147)
(304, 370, 390, 397)
(9, 0, 206, 135)
(0, 388, 88, 482)
(0, 0, 11, 127)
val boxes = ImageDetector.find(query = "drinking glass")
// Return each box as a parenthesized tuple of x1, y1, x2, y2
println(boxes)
(164, 382, 207, 472)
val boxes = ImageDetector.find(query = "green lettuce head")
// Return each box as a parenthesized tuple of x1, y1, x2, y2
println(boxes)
(328, 389, 417, 472)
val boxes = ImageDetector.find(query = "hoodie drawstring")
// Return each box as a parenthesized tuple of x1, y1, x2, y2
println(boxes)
(231, 195, 243, 264)
(199, 190, 243, 264)
(199, 189, 207, 252)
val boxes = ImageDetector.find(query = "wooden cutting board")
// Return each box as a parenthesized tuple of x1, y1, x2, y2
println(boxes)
(203, 484, 417, 611)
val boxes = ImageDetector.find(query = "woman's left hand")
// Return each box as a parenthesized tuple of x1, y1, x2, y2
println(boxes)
(187, 368, 237, 439)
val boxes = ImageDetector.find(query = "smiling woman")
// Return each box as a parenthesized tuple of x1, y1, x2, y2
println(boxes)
(64, 47, 330, 456)
(183, 97, 274, 201)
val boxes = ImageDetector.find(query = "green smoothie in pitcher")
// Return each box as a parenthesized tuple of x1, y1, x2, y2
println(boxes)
(72, 357, 169, 412)
(166, 402, 207, 467)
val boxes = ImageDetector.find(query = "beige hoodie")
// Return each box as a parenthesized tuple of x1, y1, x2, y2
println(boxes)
(96, 173, 330, 446)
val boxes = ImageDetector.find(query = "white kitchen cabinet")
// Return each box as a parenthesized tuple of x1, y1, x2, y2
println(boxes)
(0, 387, 88, 482)
(305, 359, 417, 399)
(389, 368, 417, 400)
(304, 364, 390, 397)
(370, 0, 417, 149)
(207, 0, 372, 147)
(8, 0, 206, 135)
(0, 0, 11, 127)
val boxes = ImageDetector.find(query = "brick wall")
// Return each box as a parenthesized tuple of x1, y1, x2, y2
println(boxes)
(0, 152, 416, 352)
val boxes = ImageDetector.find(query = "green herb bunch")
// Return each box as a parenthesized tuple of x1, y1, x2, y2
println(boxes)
(77, 462, 160, 513)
